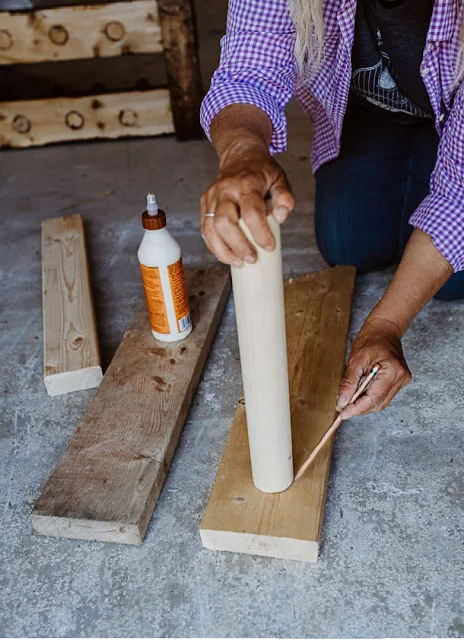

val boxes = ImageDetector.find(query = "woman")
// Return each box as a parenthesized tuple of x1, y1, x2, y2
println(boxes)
(199, 0, 464, 418)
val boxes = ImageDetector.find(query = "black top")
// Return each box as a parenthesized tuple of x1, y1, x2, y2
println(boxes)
(351, 0, 435, 121)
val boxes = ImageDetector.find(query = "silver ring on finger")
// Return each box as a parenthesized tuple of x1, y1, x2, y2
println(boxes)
(203, 212, 215, 218)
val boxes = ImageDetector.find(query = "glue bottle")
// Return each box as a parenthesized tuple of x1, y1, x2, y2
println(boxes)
(138, 192, 192, 342)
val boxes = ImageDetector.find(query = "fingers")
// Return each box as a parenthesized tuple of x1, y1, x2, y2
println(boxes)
(240, 193, 275, 251)
(338, 363, 412, 420)
(336, 359, 367, 412)
(270, 171, 295, 224)
(200, 192, 242, 268)
(215, 200, 257, 263)
(200, 177, 271, 263)
(199, 158, 295, 264)
(202, 225, 243, 268)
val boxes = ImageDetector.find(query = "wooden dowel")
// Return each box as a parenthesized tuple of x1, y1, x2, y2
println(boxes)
(231, 216, 293, 493)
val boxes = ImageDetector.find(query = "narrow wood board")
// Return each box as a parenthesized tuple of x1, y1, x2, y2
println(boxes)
(0, 1, 162, 65)
(42, 214, 102, 396)
(32, 268, 231, 544)
(158, 0, 204, 140)
(0, 88, 174, 148)
(200, 266, 356, 563)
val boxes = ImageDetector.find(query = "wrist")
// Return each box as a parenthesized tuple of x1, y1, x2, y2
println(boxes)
(218, 132, 269, 170)
(362, 312, 405, 339)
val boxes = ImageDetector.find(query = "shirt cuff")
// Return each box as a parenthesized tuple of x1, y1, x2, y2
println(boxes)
(409, 192, 464, 272)
(200, 81, 288, 155)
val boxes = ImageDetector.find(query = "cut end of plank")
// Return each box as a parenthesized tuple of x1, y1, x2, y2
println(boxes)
(44, 365, 103, 396)
(31, 513, 142, 545)
(200, 529, 319, 563)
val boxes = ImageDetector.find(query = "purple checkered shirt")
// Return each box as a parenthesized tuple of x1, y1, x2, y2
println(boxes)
(200, 0, 464, 272)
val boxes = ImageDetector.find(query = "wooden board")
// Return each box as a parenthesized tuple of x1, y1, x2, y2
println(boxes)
(0, 88, 174, 148)
(158, 0, 203, 140)
(0, 0, 162, 65)
(31, 268, 231, 543)
(42, 214, 102, 396)
(200, 266, 356, 563)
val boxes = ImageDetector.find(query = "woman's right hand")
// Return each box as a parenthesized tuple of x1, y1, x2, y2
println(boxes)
(200, 136, 295, 267)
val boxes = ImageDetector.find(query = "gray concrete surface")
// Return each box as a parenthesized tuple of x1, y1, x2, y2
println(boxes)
(1, 1, 463, 637)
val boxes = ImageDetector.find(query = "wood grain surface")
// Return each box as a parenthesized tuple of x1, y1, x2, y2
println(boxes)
(200, 266, 356, 563)
(42, 214, 102, 396)
(0, 1, 162, 65)
(158, 0, 204, 140)
(1, 88, 174, 148)
(32, 268, 231, 544)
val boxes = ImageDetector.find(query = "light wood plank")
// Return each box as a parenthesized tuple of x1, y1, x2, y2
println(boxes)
(42, 214, 102, 396)
(32, 268, 231, 544)
(0, 88, 174, 148)
(0, 1, 162, 65)
(200, 266, 356, 563)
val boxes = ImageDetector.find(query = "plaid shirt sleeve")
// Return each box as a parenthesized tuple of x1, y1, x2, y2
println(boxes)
(410, 82, 464, 272)
(200, 0, 296, 154)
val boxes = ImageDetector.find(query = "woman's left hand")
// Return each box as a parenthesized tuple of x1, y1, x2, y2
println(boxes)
(336, 317, 412, 419)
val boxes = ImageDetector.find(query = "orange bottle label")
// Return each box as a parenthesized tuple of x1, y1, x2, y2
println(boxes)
(140, 264, 170, 334)
(168, 258, 191, 332)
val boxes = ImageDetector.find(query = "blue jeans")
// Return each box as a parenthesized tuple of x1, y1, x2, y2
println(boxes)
(314, 103, 464, 301)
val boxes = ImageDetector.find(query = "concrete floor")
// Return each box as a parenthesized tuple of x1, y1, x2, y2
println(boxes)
(1, 1, 463, 637)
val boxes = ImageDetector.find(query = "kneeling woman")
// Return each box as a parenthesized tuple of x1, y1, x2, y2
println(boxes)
(199, 0, 464, 417)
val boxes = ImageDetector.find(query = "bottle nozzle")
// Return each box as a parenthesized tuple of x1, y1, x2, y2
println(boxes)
(147, 192, 158, 216)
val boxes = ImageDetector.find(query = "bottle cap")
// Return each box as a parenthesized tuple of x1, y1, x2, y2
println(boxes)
(142, 208, 166, 230)
(142, 191, 166, 229)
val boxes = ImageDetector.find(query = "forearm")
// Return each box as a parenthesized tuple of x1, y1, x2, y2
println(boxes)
(367, 228, 453, 335)
(210, 104, 273, 167)
(337, 229, 452, 416)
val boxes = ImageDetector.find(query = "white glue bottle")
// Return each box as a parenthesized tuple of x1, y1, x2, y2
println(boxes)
(138, 192, 192, 342)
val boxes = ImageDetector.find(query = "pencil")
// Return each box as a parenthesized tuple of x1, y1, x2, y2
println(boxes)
(294, 364, 381, 481)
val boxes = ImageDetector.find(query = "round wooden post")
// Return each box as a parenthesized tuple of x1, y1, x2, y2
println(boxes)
(231, 216, 293, 493)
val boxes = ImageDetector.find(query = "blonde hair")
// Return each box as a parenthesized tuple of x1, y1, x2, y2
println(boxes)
(288, 0, 324, 79)
(288, 0, 464, 86)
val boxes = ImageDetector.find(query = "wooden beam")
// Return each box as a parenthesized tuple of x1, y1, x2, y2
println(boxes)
(200, 266, 356, 563)
(0, 88, 174, 148)
(158, 0, 204, 140)
(31, 268, 231, 544)
(42, 214, 102, 396)
(0, 1, 163, 65)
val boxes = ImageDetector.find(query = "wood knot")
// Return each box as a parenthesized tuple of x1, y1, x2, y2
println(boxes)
(65, 110, 85, 130)
(0, 30, 13, 51)
(12, 114, 31, 134)
(119, 109, 137, 127)
(234, 496, 246, 503)
(104, 21, 125, 42)
(48, 25, 69, 46)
